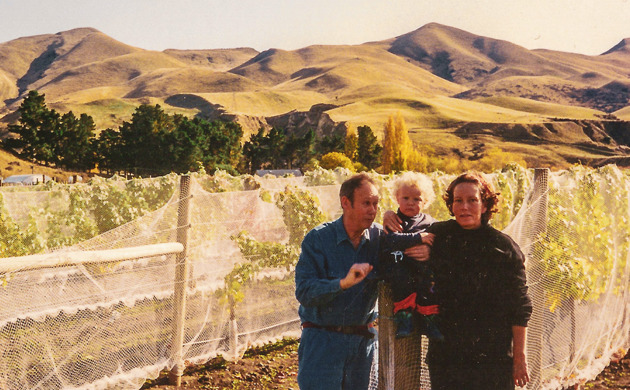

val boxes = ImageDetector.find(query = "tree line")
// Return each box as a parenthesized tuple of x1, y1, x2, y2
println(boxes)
(4, 90, 526, 176)
(4, 91, 383, 176)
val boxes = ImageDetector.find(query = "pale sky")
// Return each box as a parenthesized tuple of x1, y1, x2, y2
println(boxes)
(2, 0, 630, 55)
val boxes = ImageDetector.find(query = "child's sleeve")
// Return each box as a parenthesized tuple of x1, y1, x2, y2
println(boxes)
(385, 231, 424, 250)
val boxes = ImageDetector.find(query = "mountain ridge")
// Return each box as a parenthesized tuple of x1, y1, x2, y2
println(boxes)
(1, 23, 630, 169)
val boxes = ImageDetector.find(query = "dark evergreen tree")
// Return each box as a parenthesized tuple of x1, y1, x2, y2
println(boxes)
(242, 128, 269, 173)
(267, 127, 287, 169)
(283, 129, 315, 169)
(357, 125, 382, 170)
(118, 104, 176, 175)
(5, 92, 243, 175)
(242, 127, 287, 173)
(5, 90, 60, 165)
(94, 128, 124, 174)
(58, 112, 96, 170)
(170, 117, 243, 174)
(315, 133, 345, 157)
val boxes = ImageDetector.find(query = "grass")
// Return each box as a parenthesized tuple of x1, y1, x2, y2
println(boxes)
(0, 148, 87, 182)
(474, 96, 607, 119)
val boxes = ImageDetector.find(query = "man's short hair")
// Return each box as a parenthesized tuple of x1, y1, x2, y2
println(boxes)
(339, 173, 377, 205)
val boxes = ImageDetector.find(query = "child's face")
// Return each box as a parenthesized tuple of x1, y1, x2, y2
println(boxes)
(396, 184, 424, 217)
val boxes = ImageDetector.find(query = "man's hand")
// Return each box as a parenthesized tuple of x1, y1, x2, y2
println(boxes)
(340, 263, 373, 290)
(383, 210, 402, 233)
(404, 244, 430, 262)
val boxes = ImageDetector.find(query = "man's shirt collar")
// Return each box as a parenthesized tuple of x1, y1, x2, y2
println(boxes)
(333, 216, 372, 246)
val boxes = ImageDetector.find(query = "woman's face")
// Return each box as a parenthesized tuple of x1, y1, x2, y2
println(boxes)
(452, 182, 487, 229)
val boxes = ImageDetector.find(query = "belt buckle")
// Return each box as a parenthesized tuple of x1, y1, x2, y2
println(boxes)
(331, 326, 344, 333)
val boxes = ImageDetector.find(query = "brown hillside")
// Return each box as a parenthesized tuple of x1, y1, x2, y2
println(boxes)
(163, 48, 259, 71)
(615, 105, 630, 120)
(27, 51, 189, 100)
(602, 38, 630, 55)
(1, 24, 630, 169)
(456, 120, 630, 147)
(125, 68, 263, 98)
(278, 44, 465, 98)
(388, 23, 575, 85)
(0, 70, 18, 104)
(230, 48, 310, 86)
(535, 50, 630, 85)
(0, 147, 89, 183)
(0, 28, 101, 80)
(41, 31, 142, 80)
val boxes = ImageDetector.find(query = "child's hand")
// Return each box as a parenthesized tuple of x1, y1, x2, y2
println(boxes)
(421, 232, 435, 246)
(382, 210, 402, 233)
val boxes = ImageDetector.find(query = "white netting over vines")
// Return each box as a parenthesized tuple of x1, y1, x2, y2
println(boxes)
(0, 165, 628, 389)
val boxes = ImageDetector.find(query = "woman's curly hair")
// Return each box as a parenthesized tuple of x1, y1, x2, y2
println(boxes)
(443, 171, 500, 224)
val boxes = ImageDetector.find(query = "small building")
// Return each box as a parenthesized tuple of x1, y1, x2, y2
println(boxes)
(255, 169, 303, 177)
(68, 175, 83, 184)
(2, 174, 52, 186)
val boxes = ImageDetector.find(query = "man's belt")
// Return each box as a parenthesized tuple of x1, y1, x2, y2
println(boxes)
(301, 321, 375, 339)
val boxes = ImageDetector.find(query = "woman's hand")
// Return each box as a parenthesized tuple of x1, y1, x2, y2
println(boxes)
(382, 210, 402, 233)
(513, 353, 529, 388)
(512, 326, 529, 388)
(421, 232, 435, 246)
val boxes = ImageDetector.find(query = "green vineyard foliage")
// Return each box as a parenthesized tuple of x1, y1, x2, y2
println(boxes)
(1, 164, 627, 314)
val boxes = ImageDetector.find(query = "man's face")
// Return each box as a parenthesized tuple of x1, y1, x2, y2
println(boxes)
(343, 182, 379, 230)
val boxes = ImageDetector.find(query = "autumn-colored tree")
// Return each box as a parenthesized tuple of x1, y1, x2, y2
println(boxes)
(320, 152, 356, 172)
(381, 113, 413, 173)
(344, 128, 358, 161)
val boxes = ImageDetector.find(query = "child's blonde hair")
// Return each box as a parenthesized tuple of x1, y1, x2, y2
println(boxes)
(392, 171, 435, 207)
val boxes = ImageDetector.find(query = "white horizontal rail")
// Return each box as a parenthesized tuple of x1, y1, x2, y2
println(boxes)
(0, 242, 184, 273)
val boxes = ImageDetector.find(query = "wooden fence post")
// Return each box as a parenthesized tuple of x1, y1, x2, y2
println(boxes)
(378, 280, 424, 390)
(378, 281, 395, 390)
(169, 175, 192, 386)
(527, 168, 549, 390)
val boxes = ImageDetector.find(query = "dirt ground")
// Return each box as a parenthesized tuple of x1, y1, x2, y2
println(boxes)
(142, 338, 629, 390)
(141, 338, 299, 390)
(583, 349, 630, 390)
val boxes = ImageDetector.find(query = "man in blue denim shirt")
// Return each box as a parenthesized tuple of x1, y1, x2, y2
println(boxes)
(295, 173, 383, 390)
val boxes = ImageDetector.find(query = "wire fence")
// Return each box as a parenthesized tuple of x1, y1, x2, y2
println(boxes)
(0, 166, 627, 389)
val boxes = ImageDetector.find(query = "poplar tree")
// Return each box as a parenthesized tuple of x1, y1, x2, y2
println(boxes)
(381, 113, 413, 173)
(381, 115, 395, 173)
(392, 113, 413, 172)
(344, 128, 358, 161)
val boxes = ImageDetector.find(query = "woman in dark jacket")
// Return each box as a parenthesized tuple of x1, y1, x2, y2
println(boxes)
(385, 171, 532, 390)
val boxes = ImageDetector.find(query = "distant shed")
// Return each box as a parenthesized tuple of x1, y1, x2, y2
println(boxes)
(255, 169, 303, 177)
(2, 174, 52, 186)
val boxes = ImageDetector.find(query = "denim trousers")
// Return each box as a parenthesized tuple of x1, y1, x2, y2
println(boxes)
(297, 327, 376, 390)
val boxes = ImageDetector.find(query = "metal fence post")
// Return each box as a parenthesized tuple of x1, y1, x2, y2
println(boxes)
(169, 175, 192, 386)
